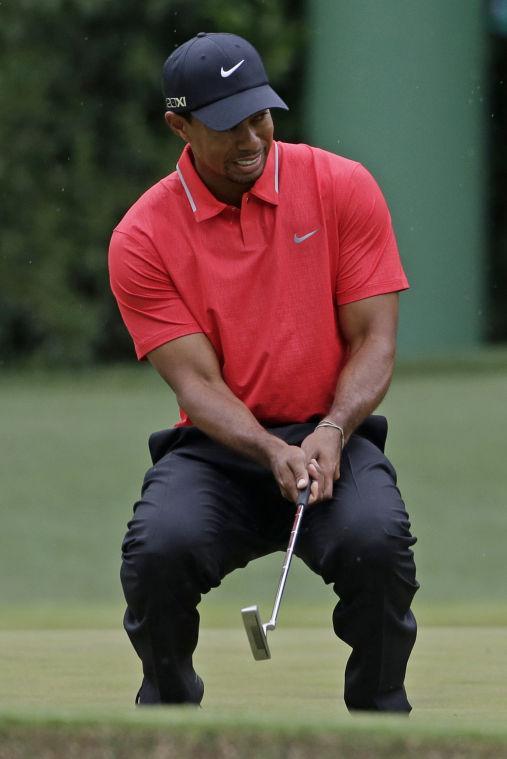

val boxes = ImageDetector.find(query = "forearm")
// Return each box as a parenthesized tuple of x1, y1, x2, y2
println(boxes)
(325, 333, 396, 442)
(176, 376, 285, 468)
(148, 334, 310, 502)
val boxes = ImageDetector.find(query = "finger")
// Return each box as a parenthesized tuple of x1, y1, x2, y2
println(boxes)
(307, 459, 324, 502)
(309, 478, 319, 505)
(318, 480, 333, 503)
(287, 469, 309, 501)
(274, 463, 302, 502)
(280, 472, 308, 504)
(307, 458, 321, 479)
(288, 475, 306, 504)
(318, 460, 334, 499)
(286, 451, 310, 502)
(276, 479, 289, 500)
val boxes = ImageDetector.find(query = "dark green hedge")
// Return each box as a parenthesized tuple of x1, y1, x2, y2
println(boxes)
(0, 0, 304, 366)
(488, 29, 507, 342)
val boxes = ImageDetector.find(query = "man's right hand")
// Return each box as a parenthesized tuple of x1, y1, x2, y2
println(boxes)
(266, 438, 320, 505)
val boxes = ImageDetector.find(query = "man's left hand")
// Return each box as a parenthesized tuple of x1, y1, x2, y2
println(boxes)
(300, 426, 343, 504)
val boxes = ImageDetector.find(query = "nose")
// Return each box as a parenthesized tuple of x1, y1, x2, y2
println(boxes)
(233, 121, 261, 152)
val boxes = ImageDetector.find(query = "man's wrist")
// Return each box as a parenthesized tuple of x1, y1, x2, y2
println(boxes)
(315, 418, 345, 451)
(250, 429, 288, 469)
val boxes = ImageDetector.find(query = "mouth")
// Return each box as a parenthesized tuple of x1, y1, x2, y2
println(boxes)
(232, 151, 264, 173)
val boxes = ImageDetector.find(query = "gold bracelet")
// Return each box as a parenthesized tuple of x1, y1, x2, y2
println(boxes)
(315, 420, 345, 451)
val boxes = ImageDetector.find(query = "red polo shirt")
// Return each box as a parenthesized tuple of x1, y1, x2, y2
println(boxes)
(109, 141, 408, 426)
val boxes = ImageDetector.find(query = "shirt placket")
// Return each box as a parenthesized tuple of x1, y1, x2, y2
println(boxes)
(239, 193, 258, 249)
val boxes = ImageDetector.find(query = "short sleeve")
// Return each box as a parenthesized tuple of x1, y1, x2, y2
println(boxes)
(108, 230, 202, 360)
(336, 164, 409, 305)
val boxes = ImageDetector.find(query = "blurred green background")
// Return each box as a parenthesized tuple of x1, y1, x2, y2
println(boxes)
(1, 0, 506, 632)
(1, 357, 507, 632)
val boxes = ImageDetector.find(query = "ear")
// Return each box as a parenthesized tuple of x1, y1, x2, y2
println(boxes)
(165, 111, 190, 142)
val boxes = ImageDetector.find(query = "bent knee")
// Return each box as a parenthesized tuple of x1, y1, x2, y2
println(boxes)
(121, 519, 220, 597)
(322, 518, 416, 579)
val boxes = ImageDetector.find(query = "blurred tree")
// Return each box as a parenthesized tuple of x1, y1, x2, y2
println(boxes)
(0, 0, 305, 366)
(488, 16, 507, 341)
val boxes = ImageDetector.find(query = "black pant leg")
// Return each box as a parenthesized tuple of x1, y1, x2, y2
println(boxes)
(120, 432, 283, 705)
(296, 431, 419, 713)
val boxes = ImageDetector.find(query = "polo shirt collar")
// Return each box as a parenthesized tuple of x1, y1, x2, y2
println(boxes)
(175, 142, 280, 222)
(176, 145, 226, 222)
(249, 141, 279, 206)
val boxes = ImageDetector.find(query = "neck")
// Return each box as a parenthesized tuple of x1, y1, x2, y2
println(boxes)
(192, 157, 253, 207)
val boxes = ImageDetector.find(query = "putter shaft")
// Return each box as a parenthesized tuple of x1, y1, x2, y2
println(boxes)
(264, 496, 307, 632)
(241, 482, 311, 660)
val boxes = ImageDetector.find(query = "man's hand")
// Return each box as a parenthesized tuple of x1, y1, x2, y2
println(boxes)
(267, 428, 342, 505)
(300, 426, 343, 503)
(266, 440, 313, 504)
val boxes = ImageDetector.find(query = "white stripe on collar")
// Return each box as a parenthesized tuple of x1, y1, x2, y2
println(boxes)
(176, 162, 197, 213)
(274, 141, 279, 194)
(177, 143, 279, 211)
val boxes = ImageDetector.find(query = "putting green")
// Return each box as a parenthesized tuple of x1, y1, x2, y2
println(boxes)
(2, 361, 507, 618)
(1, 362, 507, 755)
(1, 626, 506, 725)
(1, 626, 507, 757)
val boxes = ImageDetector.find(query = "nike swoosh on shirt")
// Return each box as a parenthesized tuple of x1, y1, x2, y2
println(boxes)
(221, 60, 245, 78)
(294, 229, 319, 244)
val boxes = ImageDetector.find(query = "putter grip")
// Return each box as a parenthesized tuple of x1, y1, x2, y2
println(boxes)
(297, 482, 311, 507)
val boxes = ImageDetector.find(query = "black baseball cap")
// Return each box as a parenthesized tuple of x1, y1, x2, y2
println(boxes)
(162, 32, 288, 131)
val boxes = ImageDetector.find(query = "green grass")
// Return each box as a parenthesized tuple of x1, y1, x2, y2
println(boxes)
(1, 626, 507, 757)
(2, 718, 507, 759)
(1, 626, 506, 722)
(1, 357, 507, 754)
(1, 357, 506, 622)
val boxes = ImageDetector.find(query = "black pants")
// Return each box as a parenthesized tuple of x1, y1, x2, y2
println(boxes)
(120, 416, 419, 711)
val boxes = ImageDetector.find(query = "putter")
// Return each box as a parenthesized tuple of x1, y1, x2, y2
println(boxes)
(241, 481, 311, 660)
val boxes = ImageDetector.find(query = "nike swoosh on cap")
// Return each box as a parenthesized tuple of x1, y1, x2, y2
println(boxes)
(294, 229, 319, 244)
(221, 59, 245, 78)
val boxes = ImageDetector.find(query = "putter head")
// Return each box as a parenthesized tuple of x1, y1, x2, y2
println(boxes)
(241, 605, 271, 660)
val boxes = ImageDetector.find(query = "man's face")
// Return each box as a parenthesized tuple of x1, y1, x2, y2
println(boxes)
(166, 109, 274, 202)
